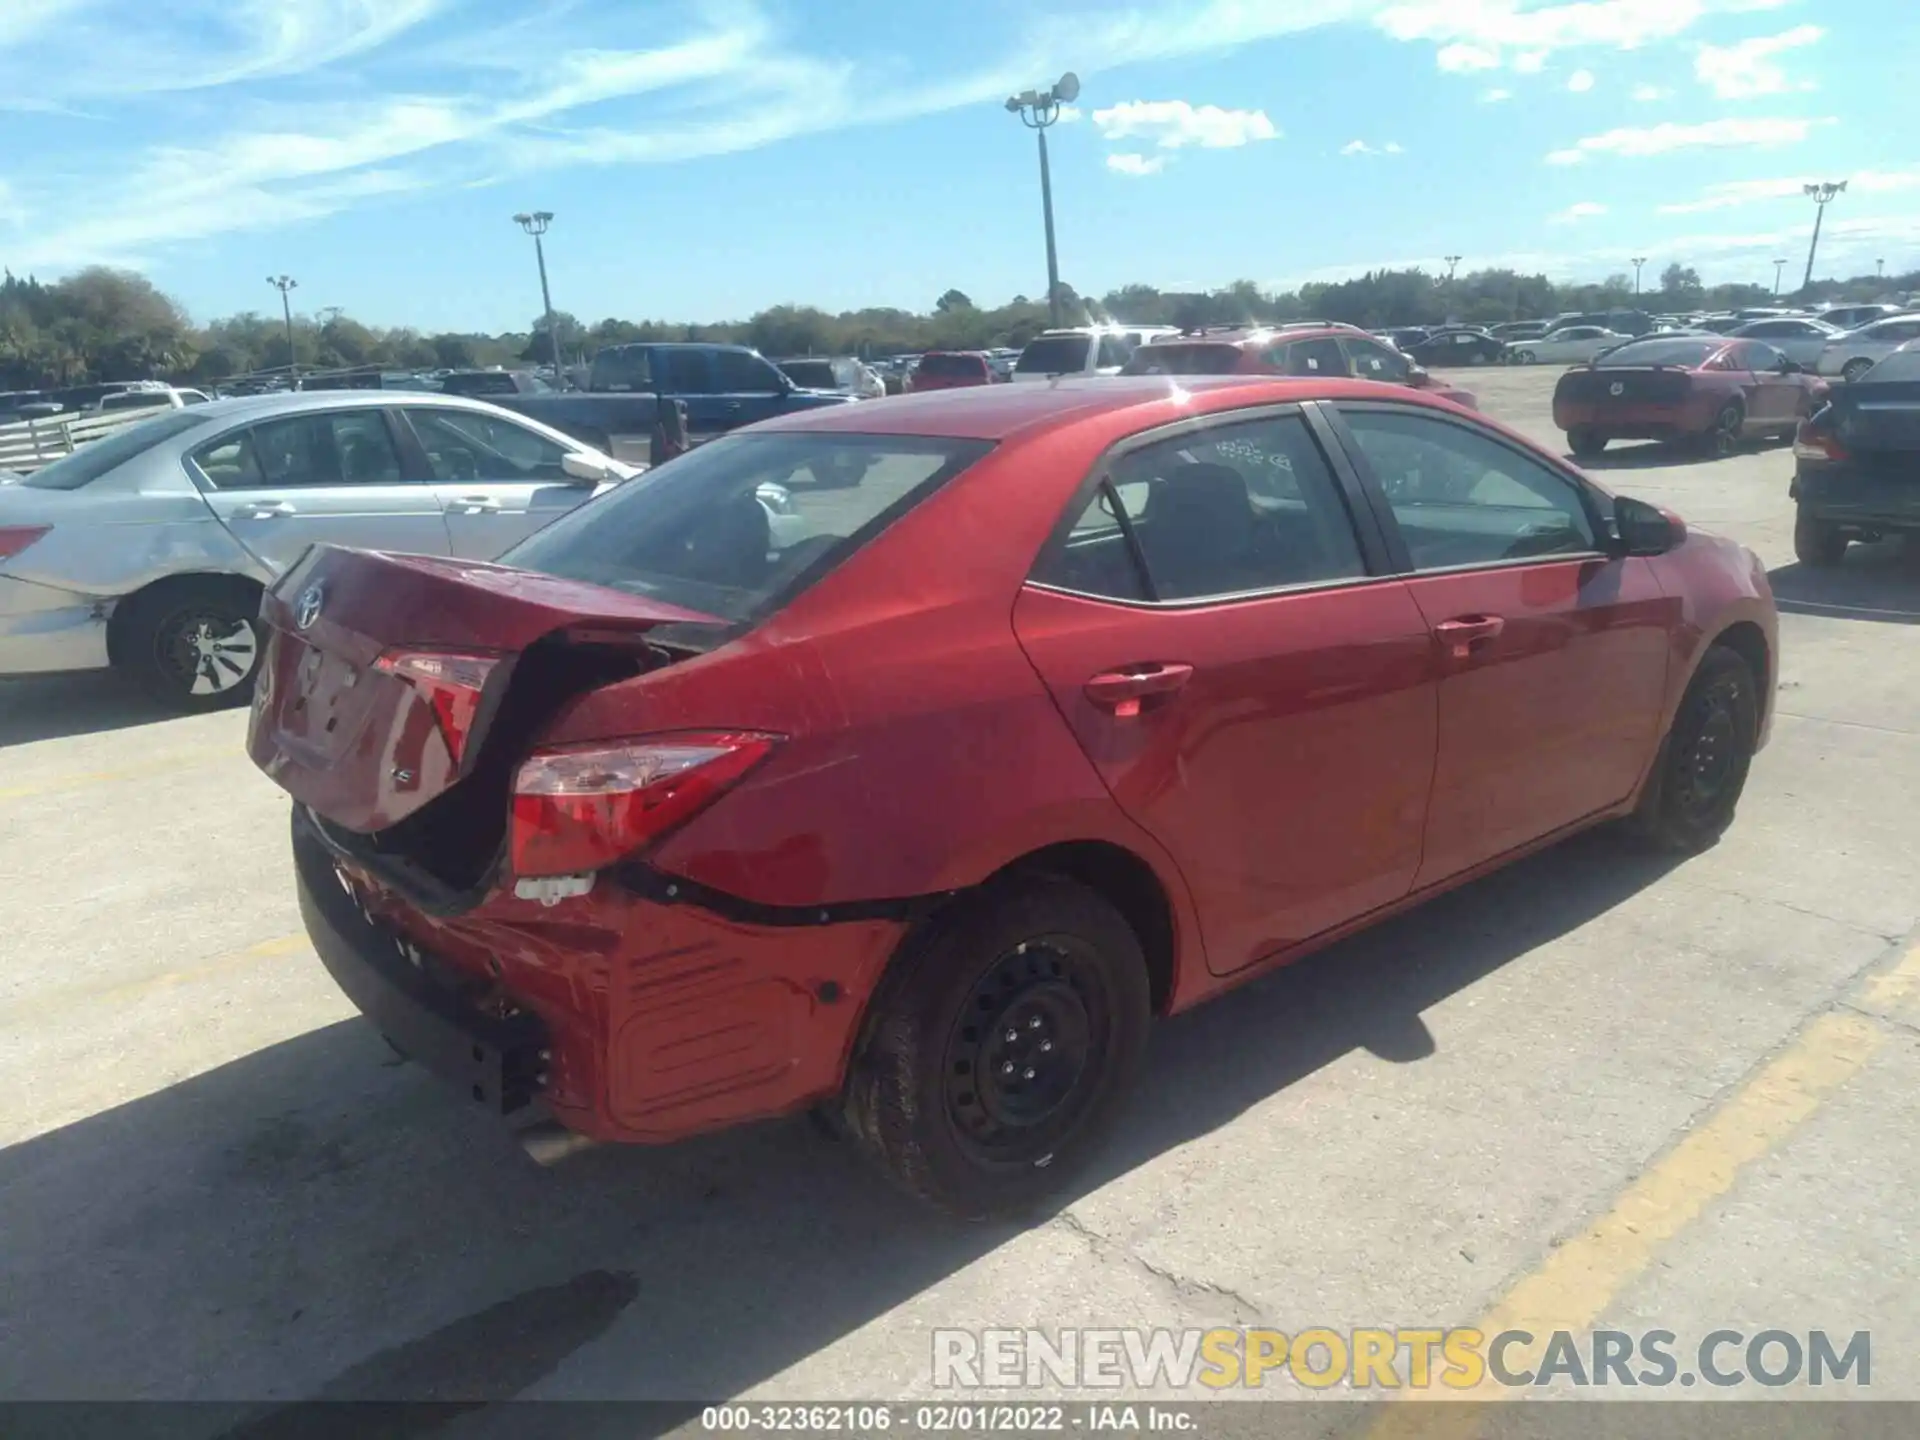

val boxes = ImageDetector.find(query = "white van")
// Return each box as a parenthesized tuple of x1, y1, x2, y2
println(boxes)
(1010, 325, 1181, 381)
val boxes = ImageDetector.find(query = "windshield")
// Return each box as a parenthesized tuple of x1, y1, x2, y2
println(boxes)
(1120, 343, 1242, 376)
(1594, 340, 1721, 368)
(503, 432, 994, 624)
(1015, 336, 1091, 374)
(20, 410, 213, 490)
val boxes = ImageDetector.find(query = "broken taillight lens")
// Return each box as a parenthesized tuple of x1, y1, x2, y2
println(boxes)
(509, 732, 778, 878)
(0, 526, 50, 562)
(372, 650, 500, 765)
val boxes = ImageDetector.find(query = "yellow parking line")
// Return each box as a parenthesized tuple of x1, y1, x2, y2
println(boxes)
(1363, 946, 1909, 1438)
(0, 749, 238, 803)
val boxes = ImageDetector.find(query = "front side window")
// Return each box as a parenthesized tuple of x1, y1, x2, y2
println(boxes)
(407, 409, 571, 481)
(1343, 338, 1412, 381)
(212, 410, 405, 489)
(504, 433, 993, 624)
(1342, 409, 1596, 571)
(1095, 335, 1132, 368)
(1031, 414, 1366, 603)
(713, 349, 785, 392)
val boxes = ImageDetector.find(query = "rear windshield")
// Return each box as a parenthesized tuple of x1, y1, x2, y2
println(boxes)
(779, 360, 838, 388)
(1119, 343, 1242, 376)
(98, 391, 175, 411)
(441, 372, 537, 396)
(1856, 350, 1920, 382)
(503, 432, 995, 624)
(21, 410, 214, 490)
(917, 353, 985, 377)
(1015, 336, 1092, 375)
(1594, 340, 1721, 368)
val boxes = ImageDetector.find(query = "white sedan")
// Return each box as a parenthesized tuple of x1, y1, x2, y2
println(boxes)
(1507, 326, 1630, 365)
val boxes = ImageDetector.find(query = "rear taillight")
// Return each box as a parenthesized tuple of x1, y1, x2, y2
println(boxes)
(1793, 419, 1847, 463)
(0, 526, 49, 562)
(372, 649, 500, 765)
(509, 731, 778, 878)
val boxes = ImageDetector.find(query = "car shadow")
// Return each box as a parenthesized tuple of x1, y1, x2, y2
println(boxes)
(1570, 435, 1793, 470)
(0, 830, 1680, 1419)
(0, 671, 174, 748)
(1769, 541, 1920, 624)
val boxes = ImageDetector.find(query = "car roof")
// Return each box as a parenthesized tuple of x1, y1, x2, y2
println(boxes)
(183, 389, 554, 424)
(1138, 326, 1356, 349)
(752, 374, 1459, 441)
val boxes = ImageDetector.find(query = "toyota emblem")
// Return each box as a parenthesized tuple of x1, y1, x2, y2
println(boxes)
(1609, 381, 1625, 396)
(294, 583, 325, 631)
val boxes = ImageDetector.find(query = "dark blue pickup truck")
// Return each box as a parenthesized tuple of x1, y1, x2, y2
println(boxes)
(492, 342, 856, 459)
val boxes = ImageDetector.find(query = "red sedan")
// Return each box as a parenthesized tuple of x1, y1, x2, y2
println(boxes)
(905, 351, 996, 391)
(249, 377, 1777, 1217)
(1553, 335, 1827, 459)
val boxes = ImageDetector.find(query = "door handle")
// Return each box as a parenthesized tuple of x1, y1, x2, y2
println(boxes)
(1433, 614, 1506, 659)
(450, 496, 502, 514)
(1084, 662, 1195, 717)
(236, 501, 294, 519)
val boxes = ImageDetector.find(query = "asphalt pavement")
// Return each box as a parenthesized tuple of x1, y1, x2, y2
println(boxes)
(1, 365, 1916, 1425)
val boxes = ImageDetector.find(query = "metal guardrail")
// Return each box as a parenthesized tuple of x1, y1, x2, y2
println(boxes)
(0, 408, 150, 473)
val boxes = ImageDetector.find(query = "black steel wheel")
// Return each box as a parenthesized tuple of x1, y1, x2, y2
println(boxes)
(1793, 507, 1849, 568)
(839, 875, 1151, 1218)
(1629, 646, 1760, 853)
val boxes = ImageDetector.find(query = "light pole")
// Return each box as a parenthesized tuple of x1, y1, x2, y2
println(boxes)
(513, 211, 562, 373)
(1877, 258, 1886, 280)
(266, 275, 298, 388)
(1772, 258, 1788, 297)
(1006, 72, 1080, 328)
(1443, 256, 1462, 319)
(1631, 257, 1647, 296)
(1801, 181, 1847, 294)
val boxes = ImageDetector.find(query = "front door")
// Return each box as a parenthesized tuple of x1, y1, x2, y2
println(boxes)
(190, 407, 452, 575)
(1331, 403, 1674, 887)
(1728, 342, 1800, 428)
(401, 406, 605, 558)
(711, 348, 795, 430)
(1014, 408, 1439, 976)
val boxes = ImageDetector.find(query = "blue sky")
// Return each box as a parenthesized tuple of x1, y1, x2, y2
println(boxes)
(2, 0, 1916, 331)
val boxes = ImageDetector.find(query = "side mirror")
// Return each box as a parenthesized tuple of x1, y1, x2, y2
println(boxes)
(1405, 365, 1433, 387)
(1777, 357, 1800, 374)
(560, 450, 614, 484)
(1613, 495, 1685, 557)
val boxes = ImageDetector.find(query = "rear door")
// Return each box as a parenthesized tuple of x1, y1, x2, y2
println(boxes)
(1013, 405, 1439, 976)
(657, 348, 727, 439)
(190, 408, 452, 574)
(402, 406, 606, 557)
(1328, 403, 1672, 887)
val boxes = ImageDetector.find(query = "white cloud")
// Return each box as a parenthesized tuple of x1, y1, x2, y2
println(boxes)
(1378, 0, 1798, 74)
(1107, 152, 1165, 176)
(1341, 138, 1406, 156)
(1480, 86, 1514, 103)
(1055, 104, 1082, 123)
(1546, 115, 1825, 164)
(1090, 99, 1280, 149)
(1660, 167, 1920, 213)
(1631, 83, 1671, 100)
(1549, 200, 1609, 223)
(1567, 69, 1595, 92)
(1695, 24, 1824, 99)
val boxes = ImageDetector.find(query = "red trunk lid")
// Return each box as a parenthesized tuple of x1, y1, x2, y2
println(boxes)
(247, 546, 718, 834)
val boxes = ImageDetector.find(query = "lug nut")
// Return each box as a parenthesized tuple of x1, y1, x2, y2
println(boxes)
(1040, 1040, 1053, 1053)
(1005, 1029, 1018, 1042)
(1028, 1015, 1043, 1029)
(1001, 1062, 1015, 1076)
(1023, 1067, 1036, 1080)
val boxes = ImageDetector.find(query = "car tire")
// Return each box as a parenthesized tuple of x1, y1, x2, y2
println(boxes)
(1628, 645, 1760, 854)
(1706, 401, 1744, 458)
(1513, 349, 1537, 366)
(1567, 427, 1608, 458)
(838, 874, 1152, 1220)
(112, 576, 264, 713)
(1841, 358, 1874, 383)
(1793, 508, 1849, 568)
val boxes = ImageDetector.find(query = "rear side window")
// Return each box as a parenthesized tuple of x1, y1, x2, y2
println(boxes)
(591, 347, 654, 392)
(1032, 414, 1366, 603)
(1095, 335, 1132, 368)
(20, 409, 212, 490)
(504, 433, 994, 624)
(1273, 338, 1347, 376)
(659, 349, 713, 393)
(1016, 336, 1092, 375)
(1342, 409, 1596, 571)
(196, 410, 406, 490)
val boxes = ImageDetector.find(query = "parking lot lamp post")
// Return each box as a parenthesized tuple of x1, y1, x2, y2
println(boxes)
(513, 211, 562, 373)
(267, 275, 298, 389)
(1006, 73, 1080, 328)
(1877, 258, 1886, 280)
(1442, 256, 1462, 320)
(1772, 258, 1787, 297)
(1801, 182, 1846, 294)
(1631, 257, 1647, 296)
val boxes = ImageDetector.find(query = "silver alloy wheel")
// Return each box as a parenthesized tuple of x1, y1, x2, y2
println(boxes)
(166, 615, 260, 696)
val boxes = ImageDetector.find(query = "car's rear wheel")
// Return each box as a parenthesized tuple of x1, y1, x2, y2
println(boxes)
(113, 577, 263, 712)
(1628, 646, 1759, 854)
(1793, 507, 1849, 567)
(1513, 349, 1537, 366)
(1841, 358, 1874, 383)
(1567, 427, 1607, 458)
(1706, 401, 1744, 458)
(839, 875, 1151, 1219)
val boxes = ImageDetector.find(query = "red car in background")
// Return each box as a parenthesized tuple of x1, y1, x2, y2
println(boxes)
(1553, 335, 1827, 459)
(249, 377, 1776, 1217)
(906, 351, 995, 391)
(1120, 326, 1482, 409)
